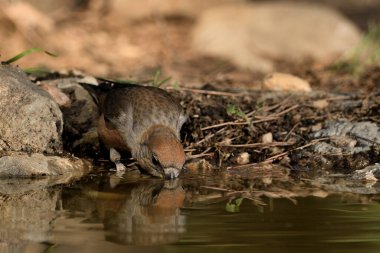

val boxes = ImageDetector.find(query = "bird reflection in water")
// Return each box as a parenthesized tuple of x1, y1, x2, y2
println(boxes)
(92, 177, 186, 245)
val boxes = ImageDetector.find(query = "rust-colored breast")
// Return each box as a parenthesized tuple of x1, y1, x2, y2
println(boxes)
(97, 114, 130, 151)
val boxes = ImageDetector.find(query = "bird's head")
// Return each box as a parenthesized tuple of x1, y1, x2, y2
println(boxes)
(137, 126, 186, 179)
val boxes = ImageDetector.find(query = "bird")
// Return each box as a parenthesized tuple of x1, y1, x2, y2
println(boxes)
(94, 83, 187, 179)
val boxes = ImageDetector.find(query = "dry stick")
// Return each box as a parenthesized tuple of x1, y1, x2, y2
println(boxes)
(219, 141, 295, 148)
(201, 104, 300, 131)
(188, 152, 214, 159)
(194, 132, 216, 146)
(200, 186, 231, 192)
(271, 104, 300, 117)
(227, 137, 330, 170)
(191, 127, 227, 147)
(264, 137, 330, 162)
(326, 95, 353, 101)
(188, 147, 214, 159)
(284, 123, 300, 141)
(216, 134, 245, 146)
(166, 87, 243, 97)
(245, 96, 293, 117)
(201, 116, 280, 131)
(201, 121, 248, 131)
(184, 148, 197, 152)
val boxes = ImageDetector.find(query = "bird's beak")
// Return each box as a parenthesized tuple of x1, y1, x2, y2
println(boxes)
(163, 167, 181, 180)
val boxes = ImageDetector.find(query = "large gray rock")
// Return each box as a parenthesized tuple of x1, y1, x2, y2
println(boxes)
(192, 2, 361, 72)
(313, 121, 380, 155)
(0, 64, 63, 153)
(108, 0, 243, 21)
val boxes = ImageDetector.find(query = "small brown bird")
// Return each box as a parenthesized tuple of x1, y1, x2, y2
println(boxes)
(96, 84, 186, 179)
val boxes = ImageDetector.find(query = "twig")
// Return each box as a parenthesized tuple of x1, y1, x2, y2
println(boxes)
(284, 123, 300, 141)
(219, 141, 295, 148)
(201, 121, 247, 131)
(326, 95, 353, 101)
(188, 147, 214, 159)
(201, 104, 299, 131)
(262, 137, 330, 162)
(188, 152, 214, 159)
(271, 104, 300, 117)
(192, 127, 227, 146)
(200, 186, 231, 192)
(227, 137, 330, 170)
(245, 96, 293, 117)
(194, 132, 216, 146)
(166, 87, 243, 97)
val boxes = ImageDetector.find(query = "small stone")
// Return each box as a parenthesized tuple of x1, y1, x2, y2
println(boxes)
(312, 99, 329, 109)
(219, 138, 232, 145)
(311, 123, 322, 132)
(263, 73, 312, 92)
(292, 114, 302, 124)
(236, 152, 250, 165)
(262, 177, 272, 185)
(40, 83, 71, 107)
(351, 164, 380, 182)
(77, 75, 99, 86)
(262, 132, 273, 143)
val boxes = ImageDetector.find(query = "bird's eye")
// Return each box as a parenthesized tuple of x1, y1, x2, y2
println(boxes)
(152, 154, 161, 167)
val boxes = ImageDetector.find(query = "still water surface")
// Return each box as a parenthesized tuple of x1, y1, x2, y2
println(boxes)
(1, 173, 380, 253)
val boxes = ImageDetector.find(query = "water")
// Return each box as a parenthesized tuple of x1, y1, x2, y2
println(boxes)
(1, 172, 380, 253)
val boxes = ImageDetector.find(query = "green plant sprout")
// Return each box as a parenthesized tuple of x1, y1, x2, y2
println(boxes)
(226, 104, 245, 118)
(225, 197, 244, 213)
(2, 47, 57, 65)
(151, 69, 172, 87)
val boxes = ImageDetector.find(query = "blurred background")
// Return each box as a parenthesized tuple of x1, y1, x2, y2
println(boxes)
(0, 0, 379, 90)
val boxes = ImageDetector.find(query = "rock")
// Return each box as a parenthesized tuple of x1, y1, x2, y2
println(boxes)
(263, 73, 312, 92)
(0, 152, 91, 177)
(262, 132, 273, 143)
(40, 83, 71, 106)
(351, 164, 380, 182)
(312, 99, 329, 109)
(235, 152, 250, 165)
(107, 0, 242, 21)
(311, 123, 323, 132)
(313, 121, 380, 155)
(0, 64, 63, 153)
(3, 2, 55, 34)
(39, 77, 99, 153)
(192, 2, 361, 72)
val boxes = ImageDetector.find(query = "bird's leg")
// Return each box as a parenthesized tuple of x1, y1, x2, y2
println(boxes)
(109, 148, 127, 172)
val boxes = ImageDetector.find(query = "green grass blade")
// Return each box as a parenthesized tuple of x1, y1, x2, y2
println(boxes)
(156, 76, 172, 87)
(2, 48, 57, 64)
